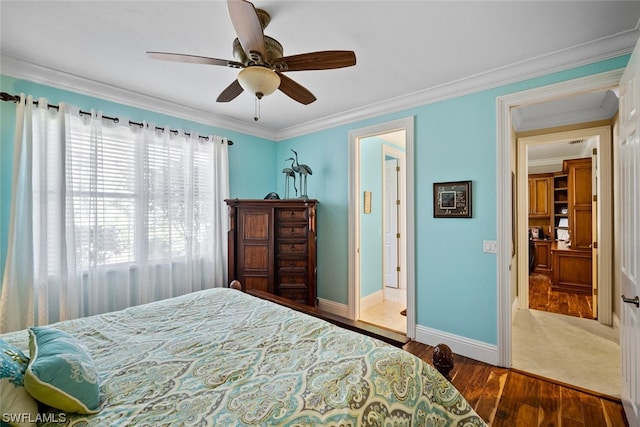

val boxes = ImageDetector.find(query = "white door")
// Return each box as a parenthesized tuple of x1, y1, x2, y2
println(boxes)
(383, 158, 399, 288)
(619, 35, 640, 427)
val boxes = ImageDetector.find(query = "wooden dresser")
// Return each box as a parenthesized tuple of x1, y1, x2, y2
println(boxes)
(225, 199, 318, 306)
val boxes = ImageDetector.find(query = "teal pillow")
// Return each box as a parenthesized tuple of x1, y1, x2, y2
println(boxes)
(0, 339, 38, 427)
(24, 327, 100, 414)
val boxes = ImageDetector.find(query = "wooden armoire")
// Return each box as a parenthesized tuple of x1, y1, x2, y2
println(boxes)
(225, 199, 318, 306)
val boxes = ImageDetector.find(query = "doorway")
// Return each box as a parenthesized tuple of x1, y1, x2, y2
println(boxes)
(512, 126, 620, 397)
(496, 70, 623, 367)
(357, 140, 407, 333)
(348, 117, 415, 339)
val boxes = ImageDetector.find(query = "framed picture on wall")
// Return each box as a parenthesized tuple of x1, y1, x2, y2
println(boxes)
(433, 180, 472, 218)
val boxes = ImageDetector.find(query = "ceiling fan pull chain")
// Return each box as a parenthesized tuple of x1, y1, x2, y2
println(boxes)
(254, 95, 260, 121)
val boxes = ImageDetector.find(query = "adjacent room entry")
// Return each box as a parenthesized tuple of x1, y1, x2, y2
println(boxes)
(348, 116, 415, 338)
(354, 129, 407, 334)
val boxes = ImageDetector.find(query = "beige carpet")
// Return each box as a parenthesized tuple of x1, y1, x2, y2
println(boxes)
(512, 308, 620, 397)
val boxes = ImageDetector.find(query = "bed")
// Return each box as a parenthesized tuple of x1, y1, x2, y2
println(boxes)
(2, 286, 487, 426)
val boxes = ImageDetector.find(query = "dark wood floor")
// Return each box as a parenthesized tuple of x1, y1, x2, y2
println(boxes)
(403, 341, 628, 426)
(529, 273, 594, 318)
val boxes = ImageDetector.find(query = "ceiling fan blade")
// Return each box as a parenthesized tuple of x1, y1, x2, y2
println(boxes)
(147, 51, 243, 68)
(278, 74, 317, 105)
(227, 0, 265, 62)
(273, 51, 356, 72)
(216, 80, 244, 102)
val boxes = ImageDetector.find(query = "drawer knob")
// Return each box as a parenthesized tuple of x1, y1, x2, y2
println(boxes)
(290, 244, 296, 251)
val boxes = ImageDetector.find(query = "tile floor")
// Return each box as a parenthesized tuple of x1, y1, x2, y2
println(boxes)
(359, 287, 407, 334)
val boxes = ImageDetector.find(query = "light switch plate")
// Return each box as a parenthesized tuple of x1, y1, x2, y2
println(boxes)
(483, 240, 497, 253)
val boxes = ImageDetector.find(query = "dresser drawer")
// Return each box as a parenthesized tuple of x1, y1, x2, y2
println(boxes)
(277, 241, 307, 254)
(278, 224, 308, 238)
(277, 208, 308, 221)
(277, 258, 308, 270)
(278, 273, 308, 286)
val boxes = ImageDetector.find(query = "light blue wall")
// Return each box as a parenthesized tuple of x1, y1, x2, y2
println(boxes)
(0, 54, 630, 348)
(359, 137, 384, 298)
(358, 137, 406, 299)
(0, 75, 277, 281)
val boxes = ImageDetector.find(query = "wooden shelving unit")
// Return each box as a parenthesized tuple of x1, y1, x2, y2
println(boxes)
(553, 173, 569, 241)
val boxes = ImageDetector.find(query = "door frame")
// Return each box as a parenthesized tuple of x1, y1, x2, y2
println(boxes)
(517, 127, 612, 319)
(348, 116, 415, 338)
(496, 69, 623, 366)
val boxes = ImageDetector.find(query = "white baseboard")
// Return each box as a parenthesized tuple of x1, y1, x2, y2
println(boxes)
(360, 290, 384, 311)
(613, 312, 620, 329)
(512, 296, 519, 320)
(318, 299, 498, 366)
(317, 298, 350, 319)
(414, 325, 498, 366)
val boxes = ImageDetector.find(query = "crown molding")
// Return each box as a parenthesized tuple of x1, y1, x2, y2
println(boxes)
(276, 28, 638, 141)
(2, 27, 637, 142)
(0, 55, 277, 141)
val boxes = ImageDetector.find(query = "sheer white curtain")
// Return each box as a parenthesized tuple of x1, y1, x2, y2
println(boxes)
(0, 95, 229, 333)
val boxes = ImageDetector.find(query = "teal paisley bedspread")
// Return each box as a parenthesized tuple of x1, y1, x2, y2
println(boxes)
(3, 288, 487, 426)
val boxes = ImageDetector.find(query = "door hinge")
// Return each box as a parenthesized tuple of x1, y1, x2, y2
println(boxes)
(593, 241, 598, 249)
(396, 233, 401, 239)
(396, 199, 400, 205)
(396, 266, 401, 272)
(592, 148, 597, 155)
(396, 166, 400, 172)
(593, 194, 597, 202)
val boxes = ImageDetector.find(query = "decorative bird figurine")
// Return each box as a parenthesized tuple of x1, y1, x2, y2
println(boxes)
(283, 158, 298, 198)
(291, 149, 312, 198)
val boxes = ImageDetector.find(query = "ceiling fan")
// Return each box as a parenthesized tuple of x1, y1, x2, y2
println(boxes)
(147, 0, 356, 107)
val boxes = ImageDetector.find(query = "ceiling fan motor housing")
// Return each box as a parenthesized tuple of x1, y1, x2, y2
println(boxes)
(233, 36, 283, 65)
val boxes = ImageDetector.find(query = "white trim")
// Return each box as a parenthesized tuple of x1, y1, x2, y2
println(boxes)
(317, 298, 350, 319)
(496, 69, 624, 367)
(414, 325, 498, 366)
(0, 56, 276, 141)
(516, 137, 530, 312)
(2, 29, 637, 142)
(348, 117, 415, 339)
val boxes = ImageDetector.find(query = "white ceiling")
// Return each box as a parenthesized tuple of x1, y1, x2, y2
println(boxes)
(1, 1, 639, 141)
(518, 89, 619, 171)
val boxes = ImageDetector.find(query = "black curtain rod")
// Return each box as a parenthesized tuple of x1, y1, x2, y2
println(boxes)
(0, 92, 233, 145)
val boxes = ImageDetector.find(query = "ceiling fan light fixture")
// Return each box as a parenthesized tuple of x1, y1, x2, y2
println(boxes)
(238, 66, 281, 98)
